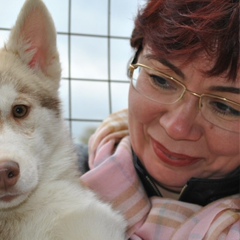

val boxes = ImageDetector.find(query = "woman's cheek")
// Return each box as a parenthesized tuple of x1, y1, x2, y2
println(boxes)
(128, 87, 162, 157)
(128, 86, 160, 125)
(203, 125, 240, 157)
(128, 87, 148, 151)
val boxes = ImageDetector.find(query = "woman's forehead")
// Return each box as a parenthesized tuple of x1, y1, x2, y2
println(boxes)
(142, 45, 240, 86)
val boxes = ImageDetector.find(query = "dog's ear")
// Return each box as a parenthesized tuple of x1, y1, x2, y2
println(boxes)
(6, 0, 61, 80)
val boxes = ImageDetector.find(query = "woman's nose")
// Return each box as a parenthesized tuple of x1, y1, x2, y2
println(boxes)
(159, 98, 203, 141)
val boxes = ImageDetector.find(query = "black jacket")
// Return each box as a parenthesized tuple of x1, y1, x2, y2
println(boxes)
(133, 152, 240, 206)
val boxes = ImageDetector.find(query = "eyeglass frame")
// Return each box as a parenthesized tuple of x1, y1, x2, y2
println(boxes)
(127, 48, 240, 133)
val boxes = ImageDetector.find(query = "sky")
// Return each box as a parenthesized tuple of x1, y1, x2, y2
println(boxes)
(0, 0, 145, 143)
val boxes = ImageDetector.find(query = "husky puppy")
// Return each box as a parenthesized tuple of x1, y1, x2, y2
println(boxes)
(0, 0, 126, 239)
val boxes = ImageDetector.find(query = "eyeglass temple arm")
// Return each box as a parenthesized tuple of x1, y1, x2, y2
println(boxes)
(131, 46, 143, 64)
(128, 46, 143, 78)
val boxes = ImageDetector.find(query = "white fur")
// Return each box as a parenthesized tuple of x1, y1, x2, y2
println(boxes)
(0, 0, 126, 239)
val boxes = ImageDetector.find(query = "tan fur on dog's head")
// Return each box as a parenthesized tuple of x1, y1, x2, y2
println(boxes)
(6, 0, 61, 84)
(0, 0, 66, 209)
(0, 0, 62, 114)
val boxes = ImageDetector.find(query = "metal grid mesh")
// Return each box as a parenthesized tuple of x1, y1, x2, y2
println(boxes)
(0, 0, 141, 143)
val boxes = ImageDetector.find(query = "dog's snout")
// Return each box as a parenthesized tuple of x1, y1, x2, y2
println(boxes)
(0, 161, 20, 190)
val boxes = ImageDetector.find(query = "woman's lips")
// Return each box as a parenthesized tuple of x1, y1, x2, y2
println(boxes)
(151, 138, 201, 167)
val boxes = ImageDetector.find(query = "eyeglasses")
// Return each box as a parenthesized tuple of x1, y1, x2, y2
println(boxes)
(128, 62, 240, 133)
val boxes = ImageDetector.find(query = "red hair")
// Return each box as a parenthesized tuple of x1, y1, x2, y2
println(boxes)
(131, 0, 239, 81)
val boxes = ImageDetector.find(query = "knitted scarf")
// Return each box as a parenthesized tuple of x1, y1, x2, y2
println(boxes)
(81, 109, 240, 240)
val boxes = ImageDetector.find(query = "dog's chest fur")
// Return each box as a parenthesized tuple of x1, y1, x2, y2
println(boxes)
(0, 181, 96, 240)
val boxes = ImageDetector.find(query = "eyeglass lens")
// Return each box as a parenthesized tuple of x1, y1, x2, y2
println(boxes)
(130, 64, 240, 133)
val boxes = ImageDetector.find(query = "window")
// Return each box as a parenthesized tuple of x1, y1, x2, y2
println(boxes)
(0, 0, 144, 143)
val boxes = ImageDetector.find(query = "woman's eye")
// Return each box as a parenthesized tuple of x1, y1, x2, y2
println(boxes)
(12, 105, 29, 118)
(149, 74, 177, 91)
(211, 101, 240, 118)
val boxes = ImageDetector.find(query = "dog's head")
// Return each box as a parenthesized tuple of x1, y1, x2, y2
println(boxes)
(0, 0, 64, 209)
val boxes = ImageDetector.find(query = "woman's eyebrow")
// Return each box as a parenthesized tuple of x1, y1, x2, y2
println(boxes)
(144, 54, 185, 79)
(209, 86, 240, 94)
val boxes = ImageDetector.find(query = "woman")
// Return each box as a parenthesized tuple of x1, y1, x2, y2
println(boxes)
(80, 0, 240, 239)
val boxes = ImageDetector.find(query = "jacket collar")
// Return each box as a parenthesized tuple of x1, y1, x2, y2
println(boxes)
(133, 152, 240, 206)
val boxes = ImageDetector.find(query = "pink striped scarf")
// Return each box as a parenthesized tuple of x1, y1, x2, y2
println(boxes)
(81, 109, 240, 240)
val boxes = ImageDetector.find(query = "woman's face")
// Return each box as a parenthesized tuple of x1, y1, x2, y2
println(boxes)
(128, 46, 240, 192)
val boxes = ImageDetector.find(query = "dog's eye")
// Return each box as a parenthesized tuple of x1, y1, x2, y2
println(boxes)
(12, 105, 29, 118)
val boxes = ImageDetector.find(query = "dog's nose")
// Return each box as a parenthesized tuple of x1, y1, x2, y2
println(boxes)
(0, 161, 20, 190)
